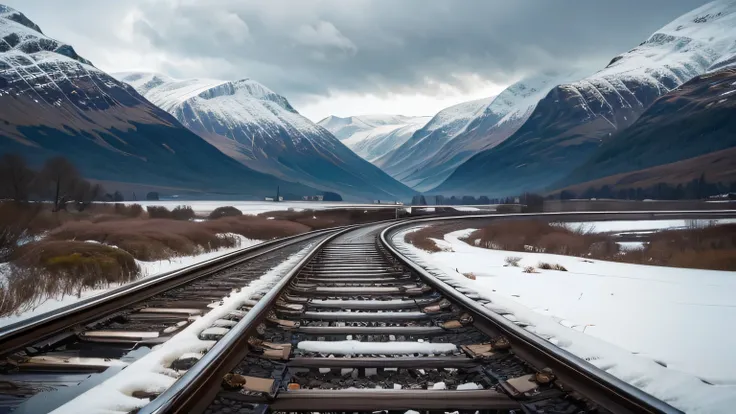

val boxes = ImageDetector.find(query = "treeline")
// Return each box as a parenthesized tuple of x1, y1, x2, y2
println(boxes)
(0, 154, 108, 211)
(412, 195, 518, 205)
(554, 175, 736, 201)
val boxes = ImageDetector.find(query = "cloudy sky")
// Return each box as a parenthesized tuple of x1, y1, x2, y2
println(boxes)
(6, 0, 708, 122)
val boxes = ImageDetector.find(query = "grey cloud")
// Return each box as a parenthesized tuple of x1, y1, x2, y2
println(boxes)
(2, 0, 710, 106)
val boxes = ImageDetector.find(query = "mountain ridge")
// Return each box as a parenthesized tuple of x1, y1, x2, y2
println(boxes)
(433, 0, 736, 196)
(0, 6, 318, 199)
(115, 72, 415, 201)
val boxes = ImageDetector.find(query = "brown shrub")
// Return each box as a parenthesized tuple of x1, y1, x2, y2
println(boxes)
(171, 206, 195, 221)
(504, 256, 522, 267)
(209, 206, 242, 220)
(47, 219, 238, 260)
(203, 216, 310, 240)
(146, 205, 172, 219)
(523, 266, 538, 273)
(0, 202, 42, 260)
(538, 262, 552, 270)
(3, 241, 140, 316)
(464, 218, 736, 271)
(260, 208, 396, 230)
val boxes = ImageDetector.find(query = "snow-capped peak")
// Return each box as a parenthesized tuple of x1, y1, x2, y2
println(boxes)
(417, 97, 493, 140)
(318, 114, 428, 142)
(0, 4, 43, 34)
(585, 0, 736, 89)
(114, 72, 296, 114)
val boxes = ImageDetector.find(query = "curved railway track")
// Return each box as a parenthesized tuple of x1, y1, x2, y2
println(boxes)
(0, 224, 364, 414)
(4, 211, 733, 413)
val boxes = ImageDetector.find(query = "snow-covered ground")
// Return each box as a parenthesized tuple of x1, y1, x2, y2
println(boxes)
(52, 244, 314, 414)
(0, 235, 262, 329)
(393, 227, 736, 413)
(126, 200, 396, 216)
(564, 218, 736, 234)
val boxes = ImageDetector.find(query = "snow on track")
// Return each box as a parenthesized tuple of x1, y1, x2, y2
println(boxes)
(51, 244, 315, 414)
(297, 340, 457, 356)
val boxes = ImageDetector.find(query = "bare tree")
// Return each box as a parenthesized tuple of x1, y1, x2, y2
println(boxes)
(74, 182, 105, 211)
(0, 154, 35, 202)
(39, 156, 81, 211)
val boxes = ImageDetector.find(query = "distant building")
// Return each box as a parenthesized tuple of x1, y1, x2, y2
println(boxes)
(302, 195, 324, 201)
(265, 197, 274, 201)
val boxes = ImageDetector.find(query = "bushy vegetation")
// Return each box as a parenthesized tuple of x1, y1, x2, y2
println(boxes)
(208, 206, 243, 220)
(405, 218, 736, 271)
(2, 241, 139, 317)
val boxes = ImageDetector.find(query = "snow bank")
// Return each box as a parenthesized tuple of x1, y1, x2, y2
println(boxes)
(564, 218, 736, 233)
(297, 340, 457, 356)
(392, 227, 736, 413)
(52, 243, 315, 414)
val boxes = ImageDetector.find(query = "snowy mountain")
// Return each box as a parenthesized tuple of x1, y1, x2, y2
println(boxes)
(0, 5, 315, 198)
(394, 72, 581, 191)
(434, 0, 736, 196)
(318, 115, 430, 162)
(115, 72, 414, 201)
(373, 97, 493, 187)
(560, 67, 736, 189)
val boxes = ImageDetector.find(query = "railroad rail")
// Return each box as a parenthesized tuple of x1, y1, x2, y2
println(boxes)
(0, 223, 372, 413)
(131, 212, 736, 414)
(4, 211, 733, 413)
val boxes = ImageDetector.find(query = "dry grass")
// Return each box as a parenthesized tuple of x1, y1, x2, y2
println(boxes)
(261, 208, 397, 230)
(404, 223, 470, 252)
(464, 219, 736, 271)
(2, 241, 139, 316)
(202, 216, 311, 240)
(538, 262, 567, 271)
(0, 203, 398, 315)
(46, 219, 239, 261)
(505, 256, 522, 267)
(523, 266, 538, 273)
(146, 205, 196, 220)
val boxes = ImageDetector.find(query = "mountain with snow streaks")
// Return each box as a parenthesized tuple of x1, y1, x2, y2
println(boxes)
(115, 72, 413, 201)
(396, 72, 581, 191)
(0, 5, 316, 198)
(434, 0, 736, 196)
(374, 97, 492, 187)
(318, 115, 430, 162)
(560, 67, 736, 190)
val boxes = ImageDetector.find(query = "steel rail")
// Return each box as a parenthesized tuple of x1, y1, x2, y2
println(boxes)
(0, 224, 355, 355)
(378, 211, 714, 414)
(137, 222, 377, 414)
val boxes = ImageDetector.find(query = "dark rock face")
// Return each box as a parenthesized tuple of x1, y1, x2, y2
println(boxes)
(432, 79, 667, 196)
(0, 7, 314, 198)
(560, 68, 736, 187)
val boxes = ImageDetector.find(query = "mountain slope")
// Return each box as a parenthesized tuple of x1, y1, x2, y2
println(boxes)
(560, 67, 736, 188)
(434, 0, 736, 196)
(318, 115, 430, 162)
(115, 72, 414, 201)
(373, 97, 493, 186)
(0, 5, 314, 198)
(398, 72, 581, 191)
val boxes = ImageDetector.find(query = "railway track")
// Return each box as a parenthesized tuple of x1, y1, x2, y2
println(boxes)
(127, 218, 695, 414)
(6, 211, 730, 413)
(0, 225, 360, 414)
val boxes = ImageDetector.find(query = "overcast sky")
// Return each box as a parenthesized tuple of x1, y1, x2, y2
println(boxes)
(6, 0, 708, 122)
